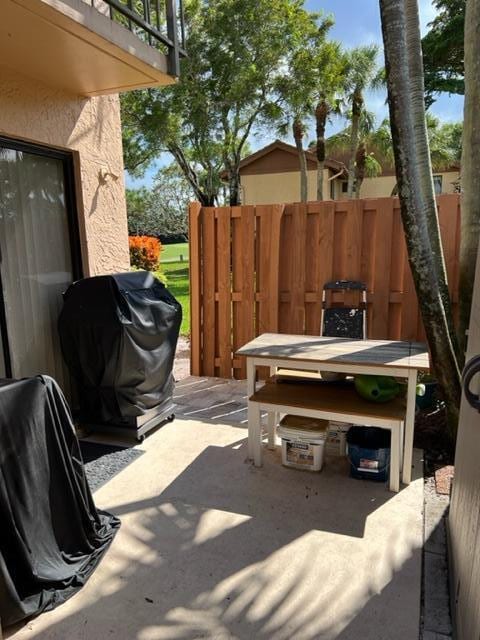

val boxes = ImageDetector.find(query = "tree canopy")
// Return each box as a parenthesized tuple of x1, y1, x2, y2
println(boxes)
(122, 0, 326, 206)
(126, 163, 193, 237)
(422, 0, 465, 105)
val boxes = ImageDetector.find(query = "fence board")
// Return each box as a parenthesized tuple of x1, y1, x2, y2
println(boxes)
(234, 205, 255, 378)
(289, 203, 308, 333)
(189, 194, 461, 379)
(371, 199, 394, 338)
(257, 204, 283, 334)
(201, 208, 216, 376)
(189, 201, 202, 375)
(305, 202, 323, 335)
(216, 208, 232, 378)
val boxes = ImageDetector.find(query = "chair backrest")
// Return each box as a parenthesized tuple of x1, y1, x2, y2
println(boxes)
(321, 280, 367, 339)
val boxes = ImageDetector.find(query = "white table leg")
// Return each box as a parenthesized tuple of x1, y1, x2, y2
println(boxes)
(389, 423, 401, 493)
(252, 402, 263, 466)
(267, 413, 276, 449)
(402, 370, 418, 484)
(267, 365, 278, 449)
(247, 358, 256, 461)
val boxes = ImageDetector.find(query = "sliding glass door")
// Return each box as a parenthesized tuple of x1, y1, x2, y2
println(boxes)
(0, 139, 81, 391)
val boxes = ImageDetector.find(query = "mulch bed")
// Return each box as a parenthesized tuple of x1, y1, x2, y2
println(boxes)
(413, 396, 455, 495)
(434, 465, 454, 495)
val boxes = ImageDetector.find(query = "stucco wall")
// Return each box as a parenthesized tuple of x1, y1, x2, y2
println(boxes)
(241, 169, 331, 205)
(359, 171, 459, 198)
(0, 65, 130, 275)
(359, 175, 398, 198)
(241, 167, 460, 204)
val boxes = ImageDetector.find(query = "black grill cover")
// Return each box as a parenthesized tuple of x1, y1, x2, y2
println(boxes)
(58, 271, 182, 423)
(0, 376, 119, 626)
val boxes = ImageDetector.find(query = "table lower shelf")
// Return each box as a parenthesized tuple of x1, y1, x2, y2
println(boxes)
(250, 377, 406, 424)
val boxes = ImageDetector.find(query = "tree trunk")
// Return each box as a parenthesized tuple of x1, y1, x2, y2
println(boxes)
(404, 0, 460, 362)
(458, 0, 480, 358)
(355, 142, 367, 199)
(293, 118, 308, 202)
(315, 100, 329, 200)
(169, 144, 215, 206)
(380, 0, 461, 438)
(347, 87, 363, 198)
(228, 168, 241, 206)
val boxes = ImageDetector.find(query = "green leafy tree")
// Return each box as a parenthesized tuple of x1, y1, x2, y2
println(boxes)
(126, 187, 155, 236)
(422, 0, 465, 105)
(122, 0, 321, 206)
(126, 163, 193, 237)
(380, 0, 461, 437)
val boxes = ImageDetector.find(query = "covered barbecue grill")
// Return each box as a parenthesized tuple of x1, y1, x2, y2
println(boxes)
(58, 270, 182, 440)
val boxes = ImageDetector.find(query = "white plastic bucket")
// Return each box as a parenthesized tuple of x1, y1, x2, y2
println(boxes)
(277, 415, 327, 472)
(326, 421, 351, 457)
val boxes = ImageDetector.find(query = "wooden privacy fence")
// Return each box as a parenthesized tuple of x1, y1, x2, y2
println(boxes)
(189, 194, 461, 379)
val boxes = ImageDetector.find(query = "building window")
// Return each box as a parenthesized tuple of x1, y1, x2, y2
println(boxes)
(433, 175, 443, 195)
(341, 180, 355, 194)
(0, 137, 81, 390)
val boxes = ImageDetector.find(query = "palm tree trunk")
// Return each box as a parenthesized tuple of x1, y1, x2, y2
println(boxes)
(380, 0, 461, 438)
(293, 118, 308, 202)
(458, 0, 480, 358)
(355, 143, 366, 199)
(347, 87, 363, 198)
(315, 100, 328, 200)
(404, 0, 459, 362)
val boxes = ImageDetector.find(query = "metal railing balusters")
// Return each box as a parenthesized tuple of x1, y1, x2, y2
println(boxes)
(89, 0, 185, 69)
(179, 0, 185, 48)
(165, 0, 180, 76)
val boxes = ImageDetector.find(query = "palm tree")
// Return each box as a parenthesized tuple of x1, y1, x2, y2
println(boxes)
(277, 98, 311, 202)
(312, 41, 348, 200)
(343, 45, 383, 198)
(325, 112, 384, 198)
(458, 0, 480, 357)
(326, 114, 462, 198)
(277, 15, 335, 202)
(380, 0, 460, 436)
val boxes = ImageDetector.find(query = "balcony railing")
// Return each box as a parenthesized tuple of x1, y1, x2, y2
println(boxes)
(89, 0, 186, 77)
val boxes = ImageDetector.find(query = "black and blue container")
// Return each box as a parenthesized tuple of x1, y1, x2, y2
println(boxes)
(347, 427, 391, 482)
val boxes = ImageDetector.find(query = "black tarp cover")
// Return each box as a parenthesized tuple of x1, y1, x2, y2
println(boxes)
(58, 271, 182, 423)
(0, 376, 119, 626)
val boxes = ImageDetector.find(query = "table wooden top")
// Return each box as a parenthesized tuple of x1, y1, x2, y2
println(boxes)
(237, 333, 430, 371)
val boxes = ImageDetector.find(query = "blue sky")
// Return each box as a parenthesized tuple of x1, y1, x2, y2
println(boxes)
(126, 0, 463, 189)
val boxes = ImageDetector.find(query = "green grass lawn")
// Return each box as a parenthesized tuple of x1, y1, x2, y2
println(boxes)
(161, 242, 189, 263)
(158, 260, 190, 336)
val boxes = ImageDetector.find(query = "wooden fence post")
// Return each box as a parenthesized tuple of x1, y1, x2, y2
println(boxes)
(189, 201, 202, 376)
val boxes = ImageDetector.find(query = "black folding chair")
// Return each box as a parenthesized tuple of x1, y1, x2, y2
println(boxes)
(321, 280, 367, 340)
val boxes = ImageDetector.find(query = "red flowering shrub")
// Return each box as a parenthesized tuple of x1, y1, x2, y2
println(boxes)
(129, 236, 162, 271)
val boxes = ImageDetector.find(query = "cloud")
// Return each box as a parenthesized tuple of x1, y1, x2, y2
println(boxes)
(350, 27, 383, 47)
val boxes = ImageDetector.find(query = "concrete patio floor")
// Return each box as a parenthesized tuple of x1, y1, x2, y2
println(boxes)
(10, 376, 424, 640)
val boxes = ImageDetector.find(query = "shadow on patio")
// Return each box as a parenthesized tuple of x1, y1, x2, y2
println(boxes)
(8, 380, 424, 640)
